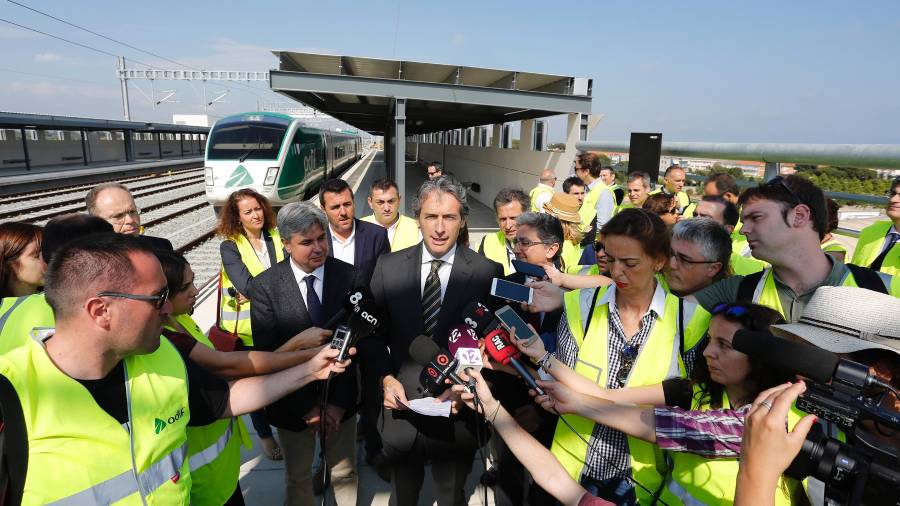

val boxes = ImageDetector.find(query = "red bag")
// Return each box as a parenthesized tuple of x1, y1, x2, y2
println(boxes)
(207, 272, 243, 352)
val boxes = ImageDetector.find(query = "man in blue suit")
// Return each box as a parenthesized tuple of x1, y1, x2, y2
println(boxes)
(319, 178, 390, 283)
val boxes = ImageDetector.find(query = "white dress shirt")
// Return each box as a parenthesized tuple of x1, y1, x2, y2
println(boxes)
(330, 222, 356, 265)
(420, 245, 455, 302)
(533, 183, 554, 213)
(289, 259, 325, 312)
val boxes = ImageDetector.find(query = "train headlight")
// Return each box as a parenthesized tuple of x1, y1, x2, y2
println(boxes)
(264, 167, 279, 186)
(204, 167, 214, 186)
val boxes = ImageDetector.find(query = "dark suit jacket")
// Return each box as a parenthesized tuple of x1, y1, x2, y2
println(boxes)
(139, 234, 173, 252)
(362, 243, 503, 446)
(327, 218, 389, 283)
(249, 256, 364, 431)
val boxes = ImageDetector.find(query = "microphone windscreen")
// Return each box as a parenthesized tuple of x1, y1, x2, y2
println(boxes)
(344, 286, 375, 309)
(348, 299, 382, 334)
(447, 324, 480, 355)
(409, 335, 441, 367)
(462, 301, 499, 336)
(731, 329, 839, 383)
(484, 328, 519, 365)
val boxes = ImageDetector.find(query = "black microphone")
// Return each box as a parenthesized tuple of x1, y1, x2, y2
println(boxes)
(320, 287, 375, 330)
(461, 301, 503, 338)
(409, 335, 467, 395)
(330, 298, 382, 362)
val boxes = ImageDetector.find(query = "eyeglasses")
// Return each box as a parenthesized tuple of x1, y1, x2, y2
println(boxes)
(515, 237, 552, 248)
(766, 176, 804, 207)
(615, 343, 640, 387)
(97, 286, 169, 309)
(711, 303, 749, 318)
(107, 208, 141, 223)
(670, 250, 718, 266)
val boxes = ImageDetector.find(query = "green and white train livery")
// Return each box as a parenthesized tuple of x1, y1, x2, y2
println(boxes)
(205, 112, 360, 209)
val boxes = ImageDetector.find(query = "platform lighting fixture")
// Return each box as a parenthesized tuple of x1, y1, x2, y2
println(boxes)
(503, 109, 530, 116)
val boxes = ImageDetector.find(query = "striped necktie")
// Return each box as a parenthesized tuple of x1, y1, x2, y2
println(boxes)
(870, 233, 899, 272)
(422, 260, 443, 337)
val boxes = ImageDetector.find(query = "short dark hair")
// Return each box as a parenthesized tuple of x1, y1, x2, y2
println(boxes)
(42, 213, 114, 263)
(738, 175, 827, 239)
(562, 176, 586, 194)
(155, 249, 189, 294)
(891, 177, 900, 192)
(370, 177, 398, 195)
(493, 188, 530, 213)
(664, 165, 685, 177)
(576, 152, 602, 178)
(45, 233, 155, 320)
(825, 198, 840, 234)
(599, 166, 617, 180)
(601, 208, 670, 263)
(428, 161, 443, 172)
(642, 193, 676, 217)
(704, 173, 740, 197)
(700, 195, 739, 228)
(318, 178, 354, 207)
(516, 212, 564, 262)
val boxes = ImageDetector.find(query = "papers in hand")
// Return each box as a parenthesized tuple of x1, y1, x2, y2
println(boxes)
(407, 397, 452, 417)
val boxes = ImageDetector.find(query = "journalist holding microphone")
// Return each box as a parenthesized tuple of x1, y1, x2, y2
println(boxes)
(361, 176, 503, 505)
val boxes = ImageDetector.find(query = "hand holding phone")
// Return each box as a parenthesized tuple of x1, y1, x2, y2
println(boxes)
(490, 278, 534, 304)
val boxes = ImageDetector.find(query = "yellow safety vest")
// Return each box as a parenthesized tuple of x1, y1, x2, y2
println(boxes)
(578, 181, 613, 230)
(552, 285, 687, 503)
(0, 293, 55, 354)
(481, 230, 513, 275)
(220, 229, 284, 346)
(571, 264, 601, 276)
(660, 388, 803, 506)
(529, 184, 555, 213)
(851, 221, 899, 276)
(821, 238, 849, 257)
(730, 251, 766, 276)
(681, 201, 696, 219)
(561, 240, 584, 273)
(361, 214, 421, 252)
(0, 335, 191, 505)
(166, 313, 251, 506)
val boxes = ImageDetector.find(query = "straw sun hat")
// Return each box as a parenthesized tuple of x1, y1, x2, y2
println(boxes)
(543, 193, 581, 224)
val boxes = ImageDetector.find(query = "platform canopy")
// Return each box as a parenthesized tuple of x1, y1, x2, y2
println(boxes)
(268, 52, 592, 136)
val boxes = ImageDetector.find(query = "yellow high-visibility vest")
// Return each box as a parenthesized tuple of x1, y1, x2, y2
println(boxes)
(361, 214, 421, 252)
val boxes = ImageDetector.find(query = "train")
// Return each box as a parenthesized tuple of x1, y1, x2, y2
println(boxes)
(204, 112, 361, 210)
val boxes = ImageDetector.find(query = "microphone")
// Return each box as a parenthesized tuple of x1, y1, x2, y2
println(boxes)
(410, 335, 468, 395)
(732, 330, 891, 391)
(447, 324, 483, 377)
(484, 328, 545, 396)
(329, 297, 382, 362)
(461, 301, 503, 337)
(320, 287, 375, 330)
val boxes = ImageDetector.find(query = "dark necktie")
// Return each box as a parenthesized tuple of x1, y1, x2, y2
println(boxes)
(422, 260, 443, 337)
(870, 233, 899, 272)
(304, 274, 323, 326)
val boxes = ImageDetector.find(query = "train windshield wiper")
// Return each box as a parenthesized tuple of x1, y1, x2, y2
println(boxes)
(238, 147, 258, 162)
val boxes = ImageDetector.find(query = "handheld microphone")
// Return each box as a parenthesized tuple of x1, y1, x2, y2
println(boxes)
(329, 296, 382, 362)
(447, 324, 483, 377)
(484, 328, 545, 396)
(461, 301, 503, 337)
(321, 287, 375, 330)
(410, 335, 468, 395)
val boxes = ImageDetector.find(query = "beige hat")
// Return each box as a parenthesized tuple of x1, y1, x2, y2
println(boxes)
(543, 192, 581, 224)
(770, 286, 900, 356)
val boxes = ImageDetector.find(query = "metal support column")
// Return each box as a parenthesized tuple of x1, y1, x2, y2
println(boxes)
(392, 98, 407, 215)
(80, 129, 88, 165)
(118, 56, 131, 121)
(764, 161, 780, 181)
(20, 128, 30, 171)
(124, 130, 135, 162)
(579, 113, 589, 141)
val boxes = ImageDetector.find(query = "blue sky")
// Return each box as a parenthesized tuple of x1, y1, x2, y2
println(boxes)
(1, 0, 899, 143)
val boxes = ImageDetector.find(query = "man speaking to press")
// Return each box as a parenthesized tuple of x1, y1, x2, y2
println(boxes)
(361, 176, 503, 505)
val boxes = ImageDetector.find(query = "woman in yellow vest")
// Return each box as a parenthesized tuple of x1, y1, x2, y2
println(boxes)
(155, 250, 333, 504)
(544, 192, 585, 272)
(643, 193, 681, 227)
(549, 208, 694, 505)
(0, 222, 44, 299)
(215, 189, 285, 460)
(526, 303, 805, 505)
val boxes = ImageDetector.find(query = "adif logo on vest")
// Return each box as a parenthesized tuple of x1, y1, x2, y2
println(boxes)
(154, 407, 186, 434)
(226, 165, 253, 188)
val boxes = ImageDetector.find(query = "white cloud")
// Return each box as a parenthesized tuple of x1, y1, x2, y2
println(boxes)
(5, 81, 119, 100)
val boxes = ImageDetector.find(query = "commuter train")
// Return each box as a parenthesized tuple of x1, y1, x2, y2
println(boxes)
(204, 112, 361, 210)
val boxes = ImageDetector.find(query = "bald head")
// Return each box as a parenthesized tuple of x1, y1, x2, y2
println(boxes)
(539, 169, 557, 187)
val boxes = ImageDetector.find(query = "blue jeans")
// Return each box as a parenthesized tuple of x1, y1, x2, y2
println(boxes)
(580, 475, 637, 506)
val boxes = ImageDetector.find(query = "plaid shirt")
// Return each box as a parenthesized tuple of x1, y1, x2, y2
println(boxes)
(654, 405, 750, 458)
(555, 283, 668, 481)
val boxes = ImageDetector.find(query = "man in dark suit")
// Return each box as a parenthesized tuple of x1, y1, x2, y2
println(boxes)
(250, 201, 364, 506)
(362, 176, 503, 505)
(319, 178, 390, 283)
(84, 182, 173, 251)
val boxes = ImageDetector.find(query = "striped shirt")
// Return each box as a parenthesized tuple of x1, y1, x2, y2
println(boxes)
(653, 404, 750, 458)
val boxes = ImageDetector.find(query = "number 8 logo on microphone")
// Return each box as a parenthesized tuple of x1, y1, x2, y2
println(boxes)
(350, 292, 362, 305)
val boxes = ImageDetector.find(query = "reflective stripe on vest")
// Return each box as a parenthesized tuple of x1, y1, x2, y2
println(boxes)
(481, 231, 513, 275)
(220, 229, 284, 345)
(529, 185, 555, 213)
(189, 420, 233, 472)
(0, 293, 55, 355)
(0, 296, 28, 332)
(551, 285, 684, 503)
(3, 337, 191, 505)
(49, 443, 188, 506)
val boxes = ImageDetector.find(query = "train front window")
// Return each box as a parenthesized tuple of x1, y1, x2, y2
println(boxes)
(207, 122, 287, 161)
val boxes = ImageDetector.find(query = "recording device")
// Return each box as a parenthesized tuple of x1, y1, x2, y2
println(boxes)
(732, 330, 900, 505)
(462, 301, 503, 337)
(490, 278, 533, 304)
(511, 259, 547, 279)
(446, 324, 483, 377)
(484, 328, 545, 396)
(326, 290, 382, 362)
(329, 324, 352, 361)
(410, 335, 470, 395)
(494, 305, 541, 346)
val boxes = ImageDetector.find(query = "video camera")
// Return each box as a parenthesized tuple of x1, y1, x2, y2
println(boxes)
(733, 330, 900, 505)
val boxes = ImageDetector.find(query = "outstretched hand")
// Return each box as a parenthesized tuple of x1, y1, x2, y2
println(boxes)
(533, 379, 585, 415)
(522, 281, 563, 314)
(452, 369, 498, 416)
(305, 346, 354, 381)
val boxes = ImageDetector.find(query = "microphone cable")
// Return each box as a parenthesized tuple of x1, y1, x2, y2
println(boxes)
(471, 386, 490, 506)
(317, 370, 334, 505)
